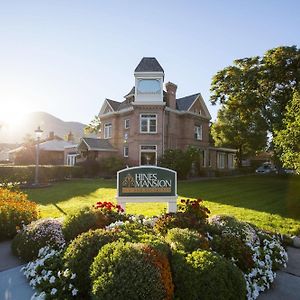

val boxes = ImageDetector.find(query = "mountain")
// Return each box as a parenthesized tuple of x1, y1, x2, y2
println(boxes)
(0, 111, 92, 143)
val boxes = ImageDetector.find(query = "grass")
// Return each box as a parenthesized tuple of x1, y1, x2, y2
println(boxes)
(24, 175, 300, 235)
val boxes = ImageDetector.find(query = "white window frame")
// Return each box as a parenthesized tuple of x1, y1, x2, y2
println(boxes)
(67, 154, 77, 166)
(104, 123, 112, 139)
(139, 145, 157, 165)
(228, 154, 235, 169)
(194, 125, 202, 140)
(140, 114, 157, 134)
(217, 152, 226, 169)
(124, 119, 130, 129)
(123, 146, 129, 158)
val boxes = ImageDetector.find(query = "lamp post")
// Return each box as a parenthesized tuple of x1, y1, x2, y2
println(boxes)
(34, 126, 43, 186)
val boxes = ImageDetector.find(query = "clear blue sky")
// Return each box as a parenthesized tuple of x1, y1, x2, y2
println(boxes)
(0, 0, 299, 124)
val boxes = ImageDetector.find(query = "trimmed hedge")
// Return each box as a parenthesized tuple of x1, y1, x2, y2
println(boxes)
(171, 250, 246, 300)
(0, 165, 83, 184)
(90, 241, 172, 300)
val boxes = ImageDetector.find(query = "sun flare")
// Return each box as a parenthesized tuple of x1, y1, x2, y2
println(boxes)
(0, 101, 33, 127)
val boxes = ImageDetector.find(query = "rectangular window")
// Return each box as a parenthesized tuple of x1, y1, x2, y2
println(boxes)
(228, 154, 235, 169)
(194, 125, 202, 140)
(202, 150, 206, 167)
(140, 114, 157, 133)
(217, 153, 225, 169)
(104, 123, 112, 139)
(124, 119, 130, 129)
(208, 151, 212, 167)
(123, 146, 129, 157)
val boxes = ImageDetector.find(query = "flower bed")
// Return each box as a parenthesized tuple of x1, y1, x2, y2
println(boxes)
(0, 187, 38, 240)
(19, 200, 288, 300)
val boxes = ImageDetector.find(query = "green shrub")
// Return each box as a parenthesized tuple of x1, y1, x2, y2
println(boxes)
(154, 199, 210, 235)
(62, 207, 98, 242)
(12, 218, 65, 261)
(99, 156, 126, 176)
(0, 165, 83, 185)
(76, 160, 101, 177)
(63, 205, 127, 242)
(165, 228, 209, 253)
(63, 229, 125, 297)
(90, 241, 172, 300)
(0, 188, 38, 240)
(211, 234, 254, 272)
(118, 222, 170, 255)
(171, 250, 246, 300)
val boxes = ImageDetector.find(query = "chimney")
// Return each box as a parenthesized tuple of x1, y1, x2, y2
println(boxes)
(165, 82, 177, 110)
(49, 131, 55, 140)
(67, 131, 74, 142)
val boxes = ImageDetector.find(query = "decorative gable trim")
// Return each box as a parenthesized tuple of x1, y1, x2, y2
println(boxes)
(99, 99, 114, 115)
(187, 94, 211, 120)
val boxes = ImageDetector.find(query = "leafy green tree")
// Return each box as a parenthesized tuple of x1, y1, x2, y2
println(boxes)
(273, 89, 300, 173)
(210, 46, 300, 164)
(85, 115, 101, 134)
(211, 105, 267, 167)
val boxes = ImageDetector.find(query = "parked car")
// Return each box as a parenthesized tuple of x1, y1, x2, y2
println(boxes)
(255, 163, 277, 174)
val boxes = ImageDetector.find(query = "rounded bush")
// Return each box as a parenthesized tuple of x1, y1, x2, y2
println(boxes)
(63, 229, 125, 297)
(12, 218, 65, 261)
(63, 206, 126, 242)
(62, 207, 99, 242)
(211, 234, 254, 272)
(165, 227, 209, 253)
(118, 222, 170, 255)
(90, 241, 173, 300)
(171, 250, 246, 300)
(0, 188, 38, 240)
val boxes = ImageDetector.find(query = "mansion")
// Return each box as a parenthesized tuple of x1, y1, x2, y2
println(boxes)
(74, 57, 236, 172)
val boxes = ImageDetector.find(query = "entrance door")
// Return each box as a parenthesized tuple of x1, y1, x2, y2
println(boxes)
(140, 145, 157, 165)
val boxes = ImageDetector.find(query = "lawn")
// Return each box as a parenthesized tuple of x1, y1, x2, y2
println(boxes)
(24, 175, 300, 235)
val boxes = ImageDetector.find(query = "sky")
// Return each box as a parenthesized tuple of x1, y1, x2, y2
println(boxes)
(0, 0, 299, 125)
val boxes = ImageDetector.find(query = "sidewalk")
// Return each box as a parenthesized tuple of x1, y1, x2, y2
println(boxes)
(258, 247, 300, 300)
(0, 240, 34, 300)
(0, 240, 299, 300)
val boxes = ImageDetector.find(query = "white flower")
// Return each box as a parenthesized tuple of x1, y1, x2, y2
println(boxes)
(72, 288, 78, 296)
(50, 288, 57, 295)
(49, 275, 56, 283)
(71, 273, 76, 279)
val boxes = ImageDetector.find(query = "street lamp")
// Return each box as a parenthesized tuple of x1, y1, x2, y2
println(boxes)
(34, 126, 43, 185)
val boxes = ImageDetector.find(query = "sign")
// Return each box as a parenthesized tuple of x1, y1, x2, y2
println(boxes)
(116, 166, 178, 213)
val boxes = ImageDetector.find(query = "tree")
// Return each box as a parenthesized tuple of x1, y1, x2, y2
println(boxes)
(210, 56, 267, 166)
(210, 46, 300, 164)
(273, 89, 300, 173)
(85, 115, 101, 134)
(211, 105, 267, 167)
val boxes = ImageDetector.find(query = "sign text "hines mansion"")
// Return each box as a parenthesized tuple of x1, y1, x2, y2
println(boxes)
(117, 166, 176, 197)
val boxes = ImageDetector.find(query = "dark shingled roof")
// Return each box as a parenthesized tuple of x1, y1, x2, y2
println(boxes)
(82, 138, 116, 151)
(124, 87, 135, 98)
(134, 57, 164, 73)
(176, 93, 200, 111)
(106, 99, 121, 111)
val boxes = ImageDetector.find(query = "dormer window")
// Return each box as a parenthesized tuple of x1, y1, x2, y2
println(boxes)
(137, 79, 161, 94)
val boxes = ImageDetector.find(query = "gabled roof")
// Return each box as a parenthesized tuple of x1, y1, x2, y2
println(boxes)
(106, 99, 121, 111)
(134, 57, 164, 73)
(176, 93, 200, 111)
(39, 140, 74, 152)
(80, 138, 117, 151)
